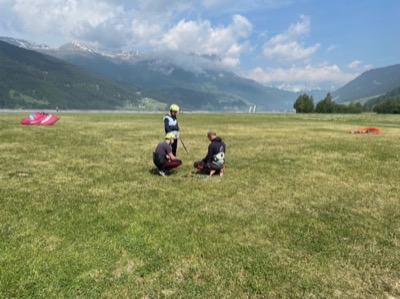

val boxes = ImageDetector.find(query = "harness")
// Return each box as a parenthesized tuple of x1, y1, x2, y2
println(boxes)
(212, 152, 225, 167)
(210, 144, 225, 169)
(163, 114, 179, 131)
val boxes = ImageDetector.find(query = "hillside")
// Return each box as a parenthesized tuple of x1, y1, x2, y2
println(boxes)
(37, 41, 297, 111)
(364, 85, 400, 108)
(0, 41, 146, 110)
(332, 64, 400, 103)
(4, 36, 400, 111)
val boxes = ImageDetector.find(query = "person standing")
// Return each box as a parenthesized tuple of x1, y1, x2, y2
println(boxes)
(153, 133, 182, 176)
(193, 130, 226, 176)
(163, 104, 180, 156)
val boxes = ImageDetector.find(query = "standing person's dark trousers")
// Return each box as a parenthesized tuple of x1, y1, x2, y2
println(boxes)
(171, 138, 178, 156)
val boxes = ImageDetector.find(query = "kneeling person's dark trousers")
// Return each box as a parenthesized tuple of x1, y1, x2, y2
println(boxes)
(153, 153, 182, 171)
(194, 160, 223, 172)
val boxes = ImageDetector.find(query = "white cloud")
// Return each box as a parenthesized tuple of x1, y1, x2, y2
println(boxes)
(9, 0, 134, 47)
(263, 15, 320, 62)
(156, 14, 252, 67)
(327, 45, 336, 52)
(244, 64, 359, 85)
(264, 41, 320, 61)
(348, 60, 362, 69)
(3, 0, 256, 52)
(4, 0, 188, 48)
(0, 0, 383, 89)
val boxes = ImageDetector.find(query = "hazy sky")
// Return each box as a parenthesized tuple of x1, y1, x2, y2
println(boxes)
(0, 0, 399, 88)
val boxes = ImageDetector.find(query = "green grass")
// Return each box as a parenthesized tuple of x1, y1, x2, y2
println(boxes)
(1, 112, 399, 298)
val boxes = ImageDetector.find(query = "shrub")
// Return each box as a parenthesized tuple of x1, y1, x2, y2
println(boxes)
(293, 94, 314, 113)
(373, 96, 400, 114)
(315, 93, 335, 113)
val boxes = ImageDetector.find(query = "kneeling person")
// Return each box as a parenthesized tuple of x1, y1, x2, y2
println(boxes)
(153, 133, 182, 176)
(194, 130, 226, 176)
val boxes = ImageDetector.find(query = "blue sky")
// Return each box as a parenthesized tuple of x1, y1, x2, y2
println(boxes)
(0, 0, 399, 90)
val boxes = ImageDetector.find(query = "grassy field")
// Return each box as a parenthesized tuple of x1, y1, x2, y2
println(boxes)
(1, 112, 399, 298)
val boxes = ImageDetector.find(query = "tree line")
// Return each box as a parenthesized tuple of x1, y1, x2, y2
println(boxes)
(293, 93, 400, 114)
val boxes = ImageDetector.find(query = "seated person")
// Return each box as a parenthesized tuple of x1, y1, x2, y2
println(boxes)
(194, 130, 226, 176)
(153, 133, 182, 176)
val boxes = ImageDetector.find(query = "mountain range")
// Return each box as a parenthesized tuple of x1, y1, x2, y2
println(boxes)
(40, 41, 303, 111)
(1, 37, 298, 111)
(332, 64, 400, 103)
(0, 40, 144, 110)
(1, 36, 400, 111)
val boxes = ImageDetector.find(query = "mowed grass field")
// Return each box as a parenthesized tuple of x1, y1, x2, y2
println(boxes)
(1, 112, 399, 298)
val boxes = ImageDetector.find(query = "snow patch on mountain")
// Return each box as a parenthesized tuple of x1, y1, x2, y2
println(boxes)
(269, 82, 341, 92)
(0, 36, 51, 50)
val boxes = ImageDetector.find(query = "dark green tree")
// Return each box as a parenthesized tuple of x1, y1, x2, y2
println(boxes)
(293, 94, 314, 113)
(315, 93, 335, 113)
(373, 97, 400, 114)
(334, 101, 364, 114)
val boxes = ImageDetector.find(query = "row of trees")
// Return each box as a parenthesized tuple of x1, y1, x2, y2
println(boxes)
(373, 97, 400, 114)
(294, 93, 400, 114)
(293, 93, 365, 114)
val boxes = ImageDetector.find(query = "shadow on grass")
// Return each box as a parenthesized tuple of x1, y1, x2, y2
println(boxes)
(148, 168, 180, 177)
